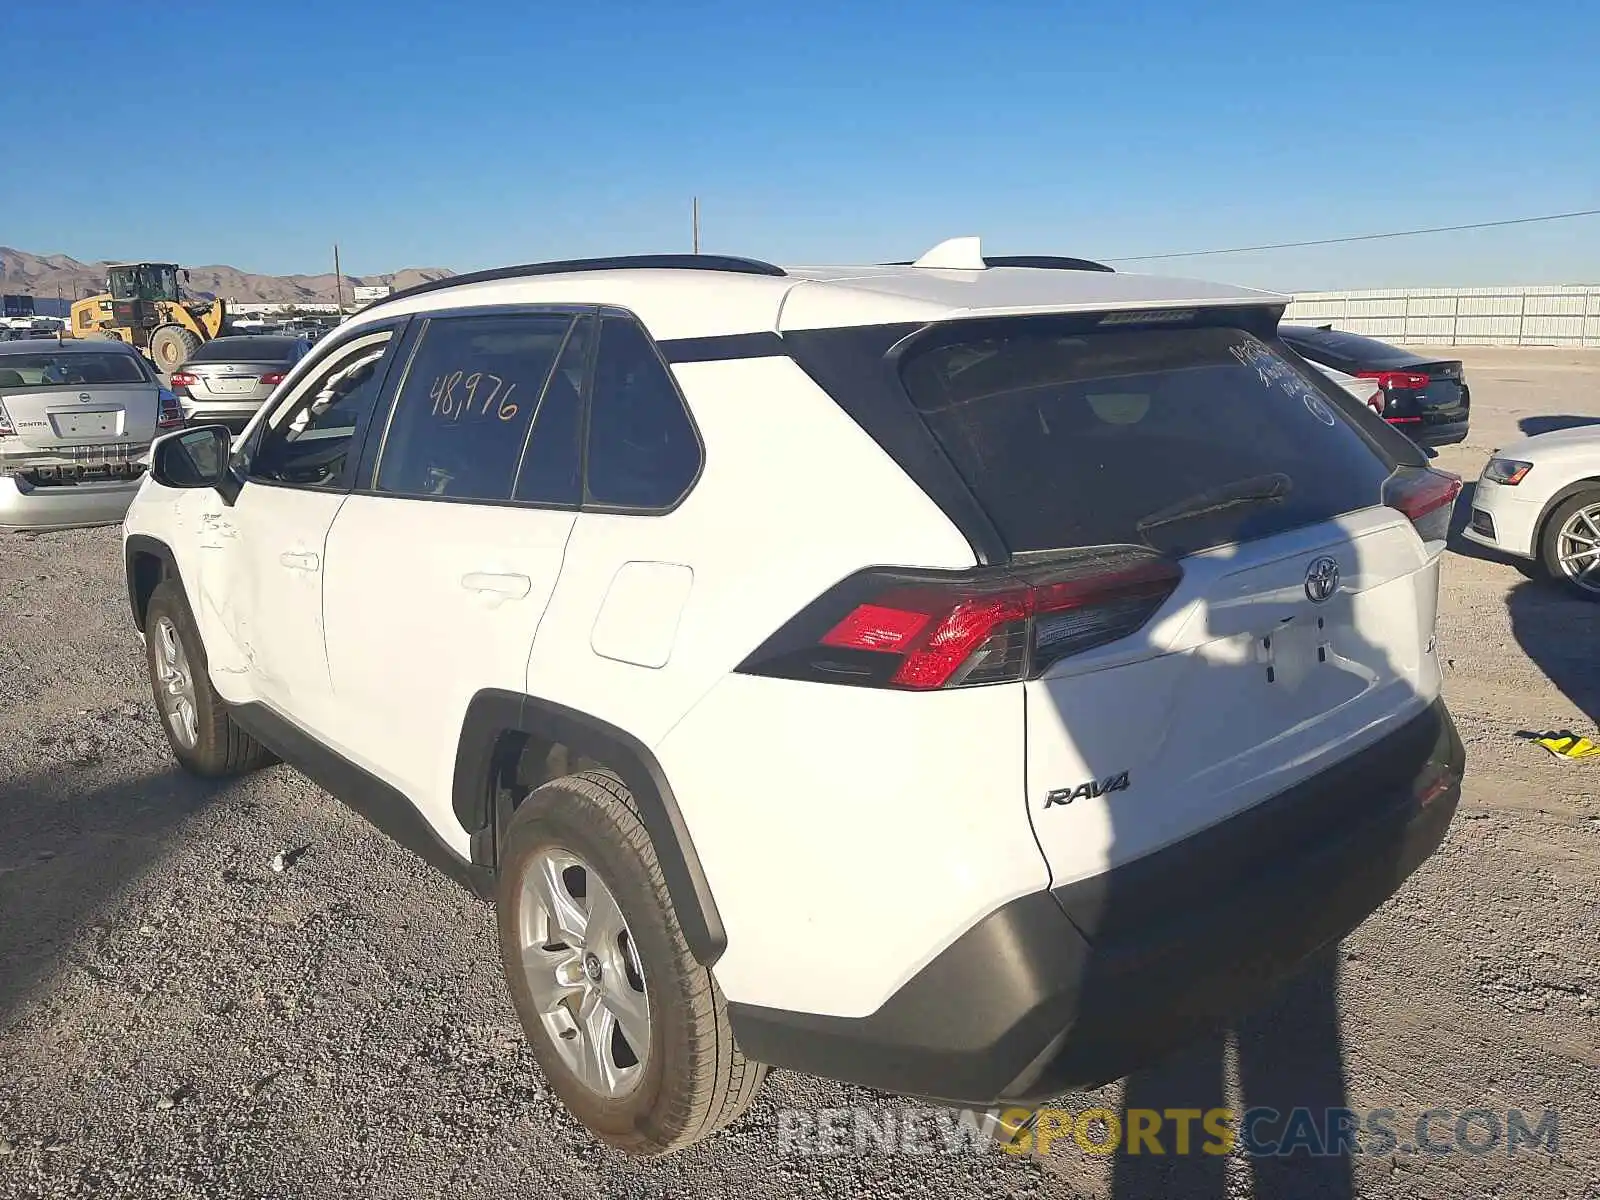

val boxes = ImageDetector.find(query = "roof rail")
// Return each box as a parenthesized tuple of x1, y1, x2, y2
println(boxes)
(880, 254, 1116, 273)
(368, 254, 787, 311)
(983, 255, 1115, 274)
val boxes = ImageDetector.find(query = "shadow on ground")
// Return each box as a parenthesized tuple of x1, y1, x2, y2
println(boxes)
(1507, 579, 1600, 730)
(1112, 949, 1352, 1199)
(0, 763, 227, 1027)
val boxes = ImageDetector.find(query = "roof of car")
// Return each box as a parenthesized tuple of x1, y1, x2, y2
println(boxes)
(341, 246, 1288, 343)
(0, 337, 142, 357)
(203, 334, 304, 349)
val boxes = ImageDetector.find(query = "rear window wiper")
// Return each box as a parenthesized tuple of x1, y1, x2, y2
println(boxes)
(1135, 473, 1293, 533)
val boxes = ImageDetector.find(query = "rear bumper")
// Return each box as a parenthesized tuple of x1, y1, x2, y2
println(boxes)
(728, 699, 1463, 1105)
(1409, 417, 1469, 447)
(0, 472, 142, 532)
(179, 400, 264, 433)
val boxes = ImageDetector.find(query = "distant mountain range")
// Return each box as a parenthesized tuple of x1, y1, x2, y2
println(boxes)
(0, 247, 455, 306)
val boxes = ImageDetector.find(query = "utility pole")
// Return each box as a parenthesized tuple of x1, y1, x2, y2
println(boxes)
(333, 243, 345, 314)
(692, 197, 700, 254)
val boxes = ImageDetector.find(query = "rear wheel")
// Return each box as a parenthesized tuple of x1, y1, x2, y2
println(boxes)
(149, 325, 201, 371)
(1540, 489, 1600, 601)
(144, 581, 275, 776)
(496, 770, 766, 1155)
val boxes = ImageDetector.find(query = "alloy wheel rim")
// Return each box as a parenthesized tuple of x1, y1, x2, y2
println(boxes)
(1556, 505, 1600, 593)
(153, 616, 199, 748)
(518, 847, 650, 1099)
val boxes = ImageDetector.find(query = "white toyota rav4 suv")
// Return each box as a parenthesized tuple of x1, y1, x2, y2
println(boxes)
(123, 240, 1466, 1155)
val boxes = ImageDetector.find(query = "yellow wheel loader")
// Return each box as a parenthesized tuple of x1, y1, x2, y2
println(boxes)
(68, 263, 227, 370)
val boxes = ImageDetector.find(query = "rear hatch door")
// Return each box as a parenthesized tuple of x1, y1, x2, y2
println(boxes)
(899, 316, 1444, 906)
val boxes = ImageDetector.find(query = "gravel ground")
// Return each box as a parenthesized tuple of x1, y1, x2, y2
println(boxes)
(2, 346, 1599, 1200)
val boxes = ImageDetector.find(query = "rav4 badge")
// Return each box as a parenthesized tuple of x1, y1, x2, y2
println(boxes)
(1045, 771, 1130, 808)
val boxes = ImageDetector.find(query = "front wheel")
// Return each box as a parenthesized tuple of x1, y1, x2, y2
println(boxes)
(496, 771, 766, 1155)
(143, 581, 275, 775)
(1540, 489, 1600, 601)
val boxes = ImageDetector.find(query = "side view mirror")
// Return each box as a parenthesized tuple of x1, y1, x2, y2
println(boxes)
(151, 425, 232, 492)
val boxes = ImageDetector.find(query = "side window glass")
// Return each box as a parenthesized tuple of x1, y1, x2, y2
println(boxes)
(249, 331, 394, 490)
(585, 316, 700, 509)
(375, 313, 572, 501)
(512, 315, 589, 506)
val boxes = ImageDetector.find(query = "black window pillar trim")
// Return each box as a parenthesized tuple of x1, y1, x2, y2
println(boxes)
(453, 689, 728, 966)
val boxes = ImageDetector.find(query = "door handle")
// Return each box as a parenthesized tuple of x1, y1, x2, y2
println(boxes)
(280, 551, 320, 571)
(461, 572, 532, 599)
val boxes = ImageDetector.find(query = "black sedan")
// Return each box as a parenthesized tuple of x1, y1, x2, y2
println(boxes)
(1278, 325, 1470, 447)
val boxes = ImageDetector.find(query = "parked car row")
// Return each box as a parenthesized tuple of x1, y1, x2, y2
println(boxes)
(6, 266, 1592, 612)
(230, 315, 342, 342)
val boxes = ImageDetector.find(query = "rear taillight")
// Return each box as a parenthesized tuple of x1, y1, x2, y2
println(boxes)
(169, 371, 197, 389)
(258, 372, 286, 386)
(1385, 467, 1462, 543)
(1414, 759, 1460, 808)
(157, 390, 185, 430)
(1359, 370, 1431, 391)
(738, 548, 1183, 690)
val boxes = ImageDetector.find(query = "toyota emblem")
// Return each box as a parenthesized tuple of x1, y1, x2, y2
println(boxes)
(78, 392, 92, 402)
(1304, 556, 1340, 603)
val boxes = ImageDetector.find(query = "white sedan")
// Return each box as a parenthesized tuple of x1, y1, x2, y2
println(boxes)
(1462, 425, 1600, 599)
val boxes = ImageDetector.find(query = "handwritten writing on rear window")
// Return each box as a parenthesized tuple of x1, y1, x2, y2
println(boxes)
(427, 371, 520, 422)
(1229, 335, 1322, 405)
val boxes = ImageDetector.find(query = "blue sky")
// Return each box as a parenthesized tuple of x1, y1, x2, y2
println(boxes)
(4, 0, 1597, 290)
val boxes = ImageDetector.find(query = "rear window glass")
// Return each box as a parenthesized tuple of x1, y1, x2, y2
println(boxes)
(0, 351, 147, 387)
(1279, 326, 1418, 368)
(187, 337, 300, 363)
(898, 323, 1393, 557)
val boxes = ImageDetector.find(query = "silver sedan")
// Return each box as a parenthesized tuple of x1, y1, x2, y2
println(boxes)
(169, 334, 311, 432)
(0, 338, 181, 531)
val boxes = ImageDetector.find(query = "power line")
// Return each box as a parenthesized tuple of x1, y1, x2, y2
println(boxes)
(1106, 207, 1600, 263)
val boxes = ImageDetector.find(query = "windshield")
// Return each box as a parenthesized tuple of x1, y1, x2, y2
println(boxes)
(898, 321, 1399, 557)
(0, 352, 149, 387)
(108, 265, 180, 303)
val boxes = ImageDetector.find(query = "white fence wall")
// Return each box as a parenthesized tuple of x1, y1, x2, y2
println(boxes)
(1283, 285, 1600, 347)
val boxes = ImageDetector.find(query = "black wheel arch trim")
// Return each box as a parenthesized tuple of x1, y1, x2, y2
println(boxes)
(453, 689, 728, 966)
(124, 534, 185, 633)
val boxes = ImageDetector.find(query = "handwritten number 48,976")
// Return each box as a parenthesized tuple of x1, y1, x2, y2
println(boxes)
(428, 371, 518, 421)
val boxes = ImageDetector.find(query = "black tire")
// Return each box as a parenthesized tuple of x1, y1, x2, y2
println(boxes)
(149, 325, 202, 371)
(144, 580, 275, 776)
(496, 770, 766, 1155)
(1539, 489, 1600, 602)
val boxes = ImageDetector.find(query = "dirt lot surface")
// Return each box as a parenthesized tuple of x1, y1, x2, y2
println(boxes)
(2, 347, 1599, 1199)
